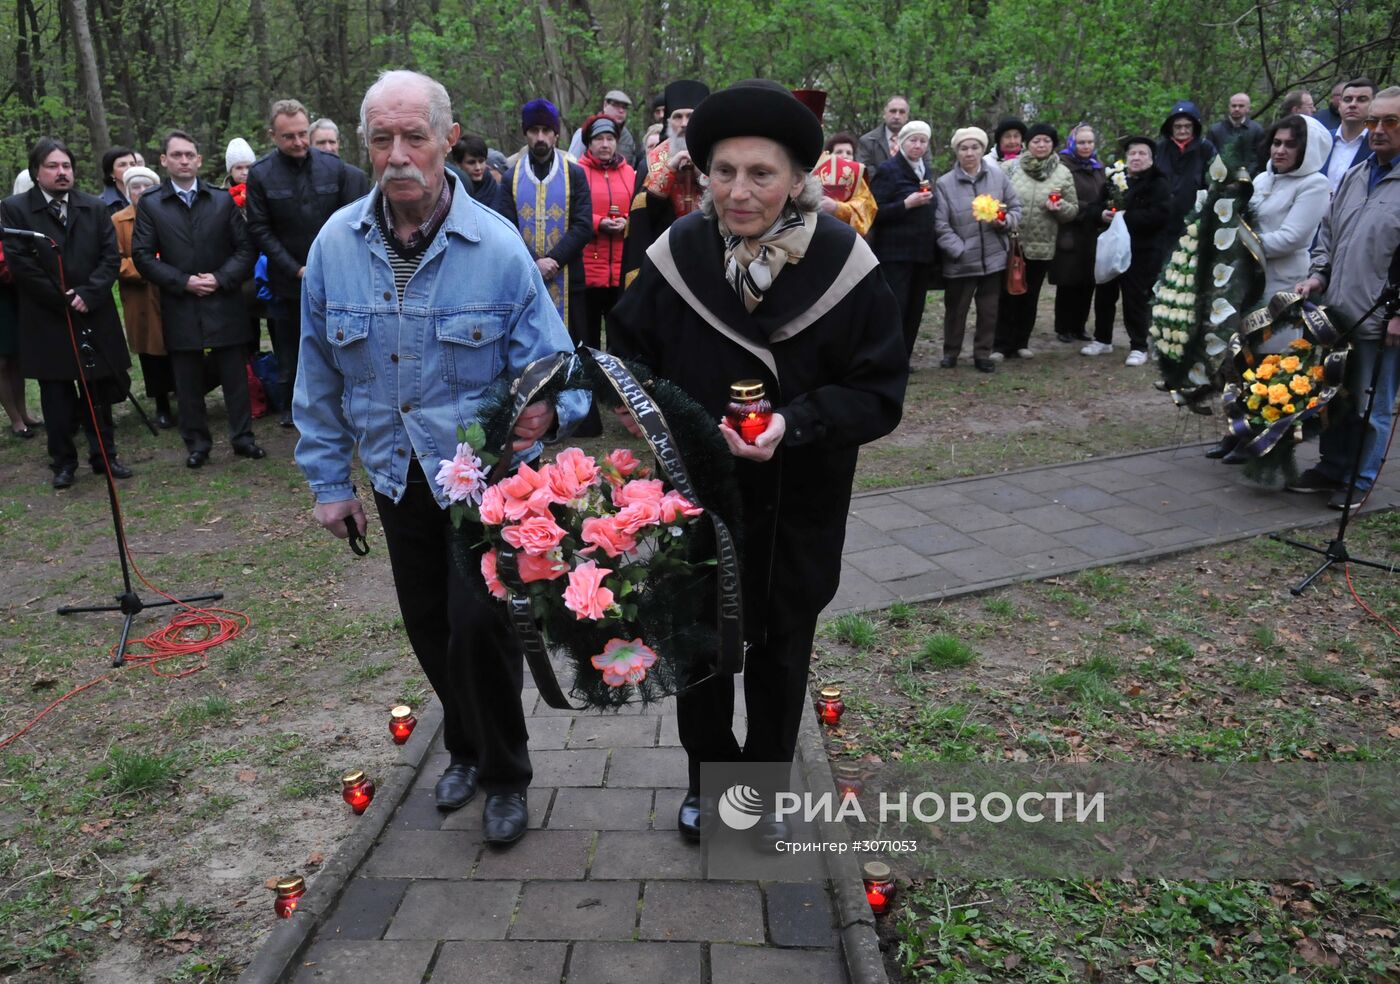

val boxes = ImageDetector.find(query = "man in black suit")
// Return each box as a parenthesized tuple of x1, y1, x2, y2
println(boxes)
(0, 137, 133, 489)
(133, 130, 260, 468)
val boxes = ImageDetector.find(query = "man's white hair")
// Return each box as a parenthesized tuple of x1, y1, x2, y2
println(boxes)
(359, 70, 454, 143)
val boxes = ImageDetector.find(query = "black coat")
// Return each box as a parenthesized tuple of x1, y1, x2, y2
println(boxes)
(1050, 158, 1107, 286)
(1097, 166, 1172, 274)
(869, 154, 938, 264)
(497, 155, 594, 294)
(244, 148, 370, 300)
(1154, 136, 1217, 240)
(608, 212, 907, 639)
(132, 180, 256, 352)
(0, 187, 130, 382)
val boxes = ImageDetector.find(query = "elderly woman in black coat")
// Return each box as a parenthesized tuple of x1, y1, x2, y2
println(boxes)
(608, 80, 907, 845)
(869, 120, 937, 356)
(1051, 123, 1107, 343)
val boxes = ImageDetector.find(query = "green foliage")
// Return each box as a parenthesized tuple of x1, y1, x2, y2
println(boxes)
(1041, 654, 1121, 704)
(915, 634, 978, 670)
(104, 748, 181, 798)
(826, 612, 879, 650)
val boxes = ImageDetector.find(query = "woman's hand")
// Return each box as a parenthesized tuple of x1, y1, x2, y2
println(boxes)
(819, 196, 838, 214)
(1295, 276, 1324, 298)
(1044, 196, 1062, 213)
(612, 405, 643, 438)
(1101, 209, 1115, 223)
(719, 413, 785, 462)
(904, 190, 933, 209)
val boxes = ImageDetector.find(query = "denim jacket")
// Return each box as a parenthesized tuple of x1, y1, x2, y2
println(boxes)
(294, 172, 588, 507)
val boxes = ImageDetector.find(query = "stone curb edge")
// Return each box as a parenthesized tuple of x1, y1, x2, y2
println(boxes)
(236, 698, 445, 984)
(795, 700, 888, 984)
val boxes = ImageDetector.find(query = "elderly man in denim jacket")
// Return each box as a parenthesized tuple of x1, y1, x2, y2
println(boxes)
(294, 70, 588, 847)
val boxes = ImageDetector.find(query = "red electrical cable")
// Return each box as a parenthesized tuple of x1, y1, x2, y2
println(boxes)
(0, 235, 250, 752)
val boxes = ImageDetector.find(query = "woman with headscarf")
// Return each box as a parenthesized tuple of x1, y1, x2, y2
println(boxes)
(110, 166, 176, 428)
(811, 132, 877, 236)
(577, 113, 637, 351)
(933, 126, 1021, 371)
(1081, 136, 1171, 365)
(994, 123, 1078, 360)
(1050, 123, 1108, 343)
(870, 120, 938, 355)
(608, 80, 907, 845)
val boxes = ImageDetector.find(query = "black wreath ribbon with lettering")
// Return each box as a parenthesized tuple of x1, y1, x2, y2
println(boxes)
(486, 347, 744, 710)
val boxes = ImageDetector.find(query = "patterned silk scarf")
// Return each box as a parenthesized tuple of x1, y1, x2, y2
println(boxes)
(722, 206, 818, 313)
(512, 151, 572, 323)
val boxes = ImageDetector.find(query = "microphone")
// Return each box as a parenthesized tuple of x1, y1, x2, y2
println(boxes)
(0, 227, 52, 241)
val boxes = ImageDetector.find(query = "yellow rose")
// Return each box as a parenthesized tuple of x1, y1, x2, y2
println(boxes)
(1309, 365, 1324, 381)
(1262, 354, 1282, 365)
(1243, 369, 1256, 382)
(1307, 397, 1319, 409)
(1283, 403, 1295, 414)
(1261, 406, 1281, 422)
(1246, 395, 1262, 410)
(1289, 375, 1311, 396)
(1268, 383, 1290, 405)
(1290, 338, 1313, 351)
(1255, 363, 1277, 380)
(1279, 356, 1301, 373)
(1250, 382, 1269, 396)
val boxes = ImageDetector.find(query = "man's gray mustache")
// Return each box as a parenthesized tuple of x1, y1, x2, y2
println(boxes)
(378, 165, 428, 189)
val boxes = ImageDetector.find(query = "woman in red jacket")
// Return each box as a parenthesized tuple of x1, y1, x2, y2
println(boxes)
(577, 114, 636, 352)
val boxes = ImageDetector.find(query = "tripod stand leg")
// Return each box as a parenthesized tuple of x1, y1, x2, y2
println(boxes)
(114, 610, 137, 668)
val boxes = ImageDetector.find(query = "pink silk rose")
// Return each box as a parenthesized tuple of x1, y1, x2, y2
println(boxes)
(478, 484, 507, 525)
(499, 462, 556, 520)
(580, 515, 638, 558)
(611, 478, 664, 509)
(614, 499, 663, 536)
(590, 638, 658, 687)
(602, 448, 642, 485)
(659, 491, 703, 523)
(517, 552, 568, 582)
(480, 549, 508, 600)
(501, 514, 568, 556)
(434, 442, 486, 504)
(547, 447, 600, 503)
(563, 560, 614, 620)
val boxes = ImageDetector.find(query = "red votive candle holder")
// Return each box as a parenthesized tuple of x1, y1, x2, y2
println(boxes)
(341, 770, 375, 814)
(389, 705, 417, 744)
(834, 762, 864, 800)
(815, 686, 845, 727)
(863, 861, 895, 915)
(725, 380, 773, 445)
(273, 876, 305, 918)
(1048, 192, 1062, 205)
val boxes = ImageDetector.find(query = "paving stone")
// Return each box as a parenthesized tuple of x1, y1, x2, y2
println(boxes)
(442, 788, 553, 831)
(510, 880, 640, 941)
(427, 942, 567, 984)
(1051, 525, 1151, 559)
(414, 750, 453, 787)
(384, 880, 520, 940)
(826, 567, 895, 612)
(844, 544, 938, 582)
(1087, 505, 1180, 535)
(931, 502, 1018, 533)
(529, 749, 610, 786)
(1139, 525, 1212, 549)
(929, 546, 1027, 582)
(319, 878, 409, 940)
(878, 568, 959, 602)
(387, 786, 446, 831)
(1048, 485, 1126, 512)
(527, 716, 573, 749)
(1195, 485, 1296, 515)
(1009, 503, 1098, 534)
(362, 829, 479, 878)
(946, 478, 1049, 511)
(590, 830, 703, 879)
(1154, 467, 1235, 494)
(606, 746, 689, 788)
(709, 943, 846, 981)
(657, 716, 680, 746)
(566, 941, 704, 984)
(1167, 505, 1262, 536)
(639, 881, 764, 943)
(473, 829, 593, 880)
(1152, 490, 1214, 513)
(291, 940, 435, 982)
(1002, 467, 1083, 493)
(890, 521, 981, 556)
(889, 485, 975, 511)
(842, 517, 896, 552)
(764, 881, 836, 947)
(1114, 452, 1193, 475)
(1017, 546, 1093, 574)
(652, 788, 689, 830)
(567, 715, 660, 749)
(970, 525, 1065, 555)
(849, 500, 930, 531)
(547, 787, 655, 830)
(1077, 468, 1162, 494)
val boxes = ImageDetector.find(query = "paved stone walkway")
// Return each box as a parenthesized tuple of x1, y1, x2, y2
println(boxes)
(262, 441, 1397, 984)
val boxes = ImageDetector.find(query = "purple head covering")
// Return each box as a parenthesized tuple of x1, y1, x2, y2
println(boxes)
(1061, 122, 1103, 170)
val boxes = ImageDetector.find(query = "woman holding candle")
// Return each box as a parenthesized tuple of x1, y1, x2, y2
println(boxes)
(869, 120, 939, 356)
(933, 126, 1021, 372)
(608, 80, 907, 846)
(578, 113, 637, 352)
(993, 123, 1078, 360)
(1050, 123, 1108, 344)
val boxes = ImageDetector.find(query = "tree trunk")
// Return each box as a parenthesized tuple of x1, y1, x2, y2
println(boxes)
(249, 0, 271, 111)
(66, 0, 112, 154)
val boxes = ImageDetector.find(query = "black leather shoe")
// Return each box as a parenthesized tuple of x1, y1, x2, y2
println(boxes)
(93, 459, 133, 479)
(939, 356, 957, 369)
(677, 793, 710, 843)
(1204, 439, 1236, 459)
(434, 763, 479, 811)
(52, 467, 76, 490)
(233, 443, 267, 460)
(974, 358, 996, 373)
(186, 450, 209, 469)
(155, 413, 175, 430)
(752, 812, 790, 850)
(482, 792, 528, 845)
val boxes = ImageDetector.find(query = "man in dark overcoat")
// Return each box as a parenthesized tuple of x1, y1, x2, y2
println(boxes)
(133, 130, 260, 467)
(0, 137, 133, 489)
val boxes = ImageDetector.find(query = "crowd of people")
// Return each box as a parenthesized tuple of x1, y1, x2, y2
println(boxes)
(1, 69, 1396, 846)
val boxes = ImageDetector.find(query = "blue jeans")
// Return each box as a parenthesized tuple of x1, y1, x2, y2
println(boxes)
(1315, 338, 1400, 492)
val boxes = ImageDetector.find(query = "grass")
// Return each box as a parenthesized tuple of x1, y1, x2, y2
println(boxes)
(826, 612, 879, 651)
(914, 634, 978, 670)
(105, 748, 183, 798)
(1040, 654, 1121, 704)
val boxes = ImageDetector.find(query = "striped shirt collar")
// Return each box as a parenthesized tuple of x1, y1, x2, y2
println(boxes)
(378, 177, 453, 252)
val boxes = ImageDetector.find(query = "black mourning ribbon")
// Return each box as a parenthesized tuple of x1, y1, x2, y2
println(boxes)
(491, 348, 744, 709)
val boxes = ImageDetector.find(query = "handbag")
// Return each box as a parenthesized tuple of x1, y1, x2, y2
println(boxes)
(1005, 233, 1028, 295)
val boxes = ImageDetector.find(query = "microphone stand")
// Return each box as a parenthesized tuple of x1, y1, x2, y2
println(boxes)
(1271, 288, 1400, 595)
(3, 227, 224, 665)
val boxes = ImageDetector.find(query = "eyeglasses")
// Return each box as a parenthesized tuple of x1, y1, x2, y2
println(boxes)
(1364, 115, 1400, 131)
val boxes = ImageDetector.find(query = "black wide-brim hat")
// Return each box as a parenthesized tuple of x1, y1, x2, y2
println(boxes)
(1119, 134, 1156, 154)
(685, 79, 825, 174)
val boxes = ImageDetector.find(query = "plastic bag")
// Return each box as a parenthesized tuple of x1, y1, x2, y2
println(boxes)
(1094, 212, 1132, 284)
